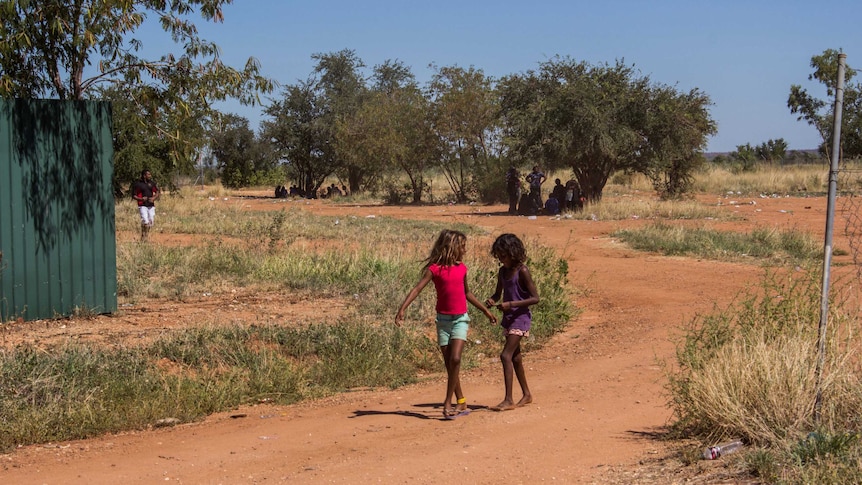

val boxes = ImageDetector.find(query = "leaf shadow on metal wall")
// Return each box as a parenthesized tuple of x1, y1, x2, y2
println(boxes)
(11, 100, 112, 253)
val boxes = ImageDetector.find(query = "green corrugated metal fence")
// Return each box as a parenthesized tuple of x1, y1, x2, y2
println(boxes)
(0, 99, 117, 321)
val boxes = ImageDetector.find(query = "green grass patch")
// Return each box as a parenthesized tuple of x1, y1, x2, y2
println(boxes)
(612, 223, 821, 264)
(3, 197, 574, 452)
(0, 320, 436, 452)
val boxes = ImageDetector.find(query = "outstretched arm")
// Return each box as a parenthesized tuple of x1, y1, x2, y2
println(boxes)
(395, 268, 433, 326)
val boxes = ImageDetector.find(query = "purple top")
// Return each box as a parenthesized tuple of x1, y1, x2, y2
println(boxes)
(501, 264, 532, 327)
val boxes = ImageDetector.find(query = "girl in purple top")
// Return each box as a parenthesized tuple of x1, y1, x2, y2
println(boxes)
(396, 229, 497, 419)
(485, 233, 540, 411)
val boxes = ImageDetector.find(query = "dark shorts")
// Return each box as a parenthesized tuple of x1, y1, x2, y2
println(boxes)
(502, 313, 531, 337)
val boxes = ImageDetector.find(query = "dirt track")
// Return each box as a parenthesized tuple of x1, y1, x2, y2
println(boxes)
(0, 194, 844, 484)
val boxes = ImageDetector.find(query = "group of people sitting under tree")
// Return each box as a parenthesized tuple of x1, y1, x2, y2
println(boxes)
(274, 182, 348, 199)
(275, 184, 303, 198)
(506, 165, 584, 216)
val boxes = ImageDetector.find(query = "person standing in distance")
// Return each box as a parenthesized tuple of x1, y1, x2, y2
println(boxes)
(525, 165, 546, 215)
(505, 166, 521, 215)
(132, 169, 160, 241)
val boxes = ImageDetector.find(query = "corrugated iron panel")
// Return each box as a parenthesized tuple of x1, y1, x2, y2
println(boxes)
(0, 99, 117, 321)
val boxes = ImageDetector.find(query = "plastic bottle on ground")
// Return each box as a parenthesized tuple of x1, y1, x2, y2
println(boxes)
(702, 440, 743, 460)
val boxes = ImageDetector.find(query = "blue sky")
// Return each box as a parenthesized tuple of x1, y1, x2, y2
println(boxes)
(148, 1, 860, 152)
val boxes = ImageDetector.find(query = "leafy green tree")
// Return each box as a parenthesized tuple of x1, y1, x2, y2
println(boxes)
(731, 143, 758, 171)
(0, 0, 273, 183)
(335, 60, 438, 203)
(210, 114, 279, 188)
(103, 85, 175, 196)
(501, 57, 714, 201)
(500, 58, 645, 202)
(427, 65, 499, 202)
(263, 80, 334, 197)
(755, 138, 788, 162)
(788, 49, 861, 158)
(312, 49, 368, 192)
(635, 85, 716, 198)
(724, 138, 787, 172)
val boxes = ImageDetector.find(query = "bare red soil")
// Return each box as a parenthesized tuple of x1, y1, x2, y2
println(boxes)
(0, 193, 847, 484)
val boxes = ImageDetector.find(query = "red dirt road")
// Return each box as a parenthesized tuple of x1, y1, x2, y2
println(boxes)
(0, 194, 843, 484)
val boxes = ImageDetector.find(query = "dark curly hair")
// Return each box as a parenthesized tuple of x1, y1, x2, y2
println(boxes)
(491, 233, 527, 265)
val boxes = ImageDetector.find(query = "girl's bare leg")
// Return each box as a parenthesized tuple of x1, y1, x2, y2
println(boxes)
(441, 339, 465, 416)
(512, 344, 532, 406)
(493, 334, 522, 411)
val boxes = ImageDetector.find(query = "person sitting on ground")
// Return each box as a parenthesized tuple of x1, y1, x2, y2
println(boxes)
(544, 196, 560, 215)
(565, 179, 583, 212)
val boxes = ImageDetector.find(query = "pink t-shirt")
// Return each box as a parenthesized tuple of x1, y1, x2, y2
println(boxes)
(429, 263, 468, 315)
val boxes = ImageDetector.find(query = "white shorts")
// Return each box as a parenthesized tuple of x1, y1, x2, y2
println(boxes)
(139, 206, 156, 226)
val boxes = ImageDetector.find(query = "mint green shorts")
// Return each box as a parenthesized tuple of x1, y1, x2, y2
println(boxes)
(436, 313, 470, 347)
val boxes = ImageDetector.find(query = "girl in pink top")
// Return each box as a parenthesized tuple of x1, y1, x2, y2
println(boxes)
(396, 229, 497, 419)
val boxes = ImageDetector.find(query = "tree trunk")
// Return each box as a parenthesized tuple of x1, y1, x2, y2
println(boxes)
(347, 166, 362, 194)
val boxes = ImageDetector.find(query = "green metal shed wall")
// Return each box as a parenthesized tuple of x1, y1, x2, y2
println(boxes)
(0, 99, 117, 321)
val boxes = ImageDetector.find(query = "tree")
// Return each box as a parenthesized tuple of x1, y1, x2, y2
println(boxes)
(427, 65, 499, 202)
(335, 60, 438, 203)
(103, 84, 176, 196)
(210, 114, 279, 188)
(724, 138, 788, 172)
(312, 49, 368, 192)
(788, 49, 862, 159)
(731, 143, 758, 171)
(635, 85, 716, 198)
(755, 138, 787, 162)
(500, 57, 714, 201)
(499, 58, 645, 202)
(263, 80, 334, 197)
(0, 0, 274, 181)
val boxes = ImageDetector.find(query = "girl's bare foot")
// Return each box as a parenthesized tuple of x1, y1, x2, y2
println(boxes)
(442, 405, 455, 418)
(516, 395, 533, 407)
(490, 400, 516, 411)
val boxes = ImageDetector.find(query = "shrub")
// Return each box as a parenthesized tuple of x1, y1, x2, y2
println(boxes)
(665, 268, 862, 479)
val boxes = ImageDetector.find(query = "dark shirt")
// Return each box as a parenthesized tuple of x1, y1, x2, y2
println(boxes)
(551, 184, 566, 200)
(133, 180, 158, 207)
(506, 168, 520, 191)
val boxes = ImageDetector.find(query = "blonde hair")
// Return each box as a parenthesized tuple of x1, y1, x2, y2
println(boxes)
(424, 229, 467, 267)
